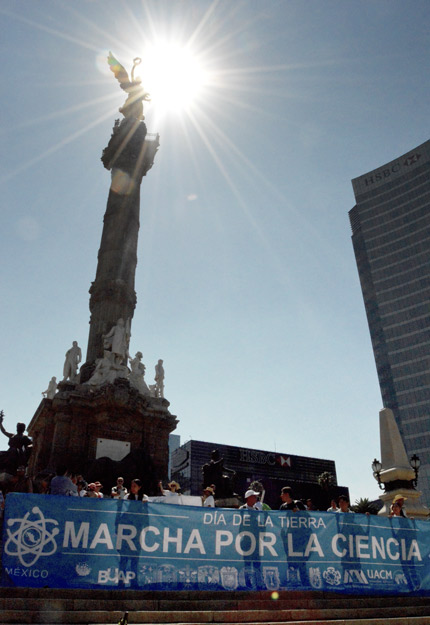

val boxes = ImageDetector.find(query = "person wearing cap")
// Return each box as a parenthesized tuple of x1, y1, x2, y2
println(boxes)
(390, 494, 407, 517)
(249, 483, 269, 510)
(202, 486, 215, 507)
(239, 489, 260, 510)
(159, 480, 181, 496)
(111, 477, 128, 499)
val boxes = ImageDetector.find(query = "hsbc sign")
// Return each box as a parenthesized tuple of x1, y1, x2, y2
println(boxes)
(239, 449, 292, 468)
(404, 154, 421, 166)
(276, 455, 292, 468)
(363, 152, 422, 187)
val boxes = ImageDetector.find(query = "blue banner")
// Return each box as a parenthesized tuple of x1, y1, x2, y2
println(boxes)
(2, 493, 430, 593)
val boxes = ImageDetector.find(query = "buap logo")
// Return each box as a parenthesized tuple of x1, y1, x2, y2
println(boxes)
(4, 506, 59, 567)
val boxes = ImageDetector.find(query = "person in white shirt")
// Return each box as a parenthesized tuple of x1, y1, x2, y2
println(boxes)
(336, 495, 353, 513)
(202, 486, 215, 507)
(159, 480, 181, 496)
(126, 478, 149, 501)
(111, 477, 128, 499)
(327, 498, 339, 512)
(239, 489, 260, 511)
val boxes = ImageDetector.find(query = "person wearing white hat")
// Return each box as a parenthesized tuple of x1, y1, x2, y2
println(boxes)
(202, 486, 215, 507)
(239, 489, 260, 510)
(159, 480, 181, 496)
(390, 494, 407, 518)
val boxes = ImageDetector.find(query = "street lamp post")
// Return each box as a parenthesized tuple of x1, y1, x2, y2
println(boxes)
(371, 458, 384, 490)
(410, 454, 421, 487)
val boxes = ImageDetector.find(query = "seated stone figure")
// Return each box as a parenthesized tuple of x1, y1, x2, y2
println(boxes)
(85, 350, 128, 387)
(0, 411, 33, 474)
(128, 352, 150, 395)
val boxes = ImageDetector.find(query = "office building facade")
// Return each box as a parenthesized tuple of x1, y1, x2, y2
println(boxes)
(171, 439, 348, 510)
(349, 140, 430, 503)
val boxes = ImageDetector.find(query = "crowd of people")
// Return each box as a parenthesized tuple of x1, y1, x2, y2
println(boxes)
(0, 464, 409, 519)
(239, 486, 409, 517)
(0, 466, 210, 507)
(237, 486, 354, 513)
(0, 465, 151, 502)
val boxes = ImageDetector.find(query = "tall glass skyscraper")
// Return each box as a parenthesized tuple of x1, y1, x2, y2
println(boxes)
(349, 140, 430, 504)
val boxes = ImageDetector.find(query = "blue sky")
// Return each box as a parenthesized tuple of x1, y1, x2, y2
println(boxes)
(1, 0, 429, 503)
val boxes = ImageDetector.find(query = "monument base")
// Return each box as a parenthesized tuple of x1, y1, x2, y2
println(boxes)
(378, 487, 429, 519)
(376, 408, 429, 519)
(27, 378, 178, 495)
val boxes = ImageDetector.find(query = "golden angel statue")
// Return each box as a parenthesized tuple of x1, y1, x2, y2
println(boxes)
(108, 52, 151, 121)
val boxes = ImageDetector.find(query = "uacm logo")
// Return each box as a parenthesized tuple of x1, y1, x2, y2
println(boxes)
(4, 506, 59, 567)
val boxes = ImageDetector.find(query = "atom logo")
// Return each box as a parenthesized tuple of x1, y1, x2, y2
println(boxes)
(4, 506, 59, 567)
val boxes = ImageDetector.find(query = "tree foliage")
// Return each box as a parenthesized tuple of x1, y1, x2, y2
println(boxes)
(317, 471, 335, 491)
(352, 497, 379, 515)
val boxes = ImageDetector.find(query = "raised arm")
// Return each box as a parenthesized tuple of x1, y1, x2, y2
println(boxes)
(0, 412, 12, 439)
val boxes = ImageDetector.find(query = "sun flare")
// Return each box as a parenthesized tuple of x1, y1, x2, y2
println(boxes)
(138, 43, 209, 115)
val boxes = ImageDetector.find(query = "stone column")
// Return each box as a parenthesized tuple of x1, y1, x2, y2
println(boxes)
(80, 118, 159, 381)
(86, 184, 140, 365)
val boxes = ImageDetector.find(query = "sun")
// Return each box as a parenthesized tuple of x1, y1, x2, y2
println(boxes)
(138, 42, 209, 116)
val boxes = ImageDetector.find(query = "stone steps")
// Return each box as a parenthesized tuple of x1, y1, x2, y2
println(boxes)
(2, 615, 430, 625)
(0, 589, 429, 624)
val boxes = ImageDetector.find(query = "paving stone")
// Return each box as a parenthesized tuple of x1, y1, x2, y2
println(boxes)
(0, 610, 33, 624)
(1, 588, 430, 624)
(158, 600, 239, 611)
(129, 612, 214, 624)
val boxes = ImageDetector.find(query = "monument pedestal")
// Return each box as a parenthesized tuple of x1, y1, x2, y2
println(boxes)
(378, 488, 428, 519)
(27, 379, 177, 493)
(375, 408, 429, 519)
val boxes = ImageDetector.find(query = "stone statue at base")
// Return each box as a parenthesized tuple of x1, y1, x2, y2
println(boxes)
(202, 449, 236, 499)
(85, 350, 128, 387)
(129, 352, 150, 396)
(63, 341, 82, 382)
(42, 376, 57, 399)
(154, 359, 165, 398)
(103, 318, 130, 365)
(0, 411, 33, 474)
